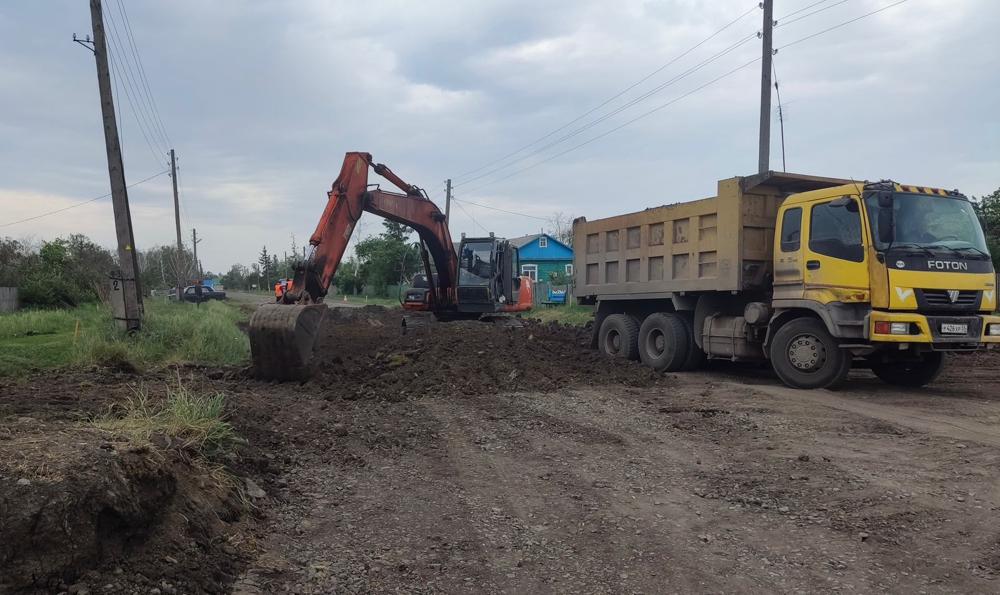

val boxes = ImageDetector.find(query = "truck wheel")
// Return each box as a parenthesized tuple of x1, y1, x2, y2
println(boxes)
(769, 318, 850, 389)
(678, 313, 706, 371)
(638, 313, 690, 372)
(870, 352, 944, 388)
(599, 314, 640, 360)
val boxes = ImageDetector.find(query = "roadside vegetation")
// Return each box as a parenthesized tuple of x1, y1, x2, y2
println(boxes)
(0, 299, 249, 377)
(529, 303, 593, 327)
(96, 380, 242, 455)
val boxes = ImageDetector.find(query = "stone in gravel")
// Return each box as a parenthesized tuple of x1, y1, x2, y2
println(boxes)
(859, 532, 870, 542)
(956, 496, 966, 502)
(798, 454, 810, 462)
(16, 478, 30, 486)
(778, 506, 790, 513)
(244, 478, 267, 499)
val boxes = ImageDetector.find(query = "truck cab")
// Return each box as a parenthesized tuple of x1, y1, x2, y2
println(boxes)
(772, 181, 998, 386)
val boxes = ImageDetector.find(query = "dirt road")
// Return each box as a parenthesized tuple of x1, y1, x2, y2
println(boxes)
(3, 308, 1000, 593)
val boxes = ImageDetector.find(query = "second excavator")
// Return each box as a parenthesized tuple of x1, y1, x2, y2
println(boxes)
(248, 152, 533, 380)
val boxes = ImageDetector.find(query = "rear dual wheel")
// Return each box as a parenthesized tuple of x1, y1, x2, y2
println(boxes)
(638, 313, 701, 373)
(870, 351, 944, 388)
(598, 314, 640, 360)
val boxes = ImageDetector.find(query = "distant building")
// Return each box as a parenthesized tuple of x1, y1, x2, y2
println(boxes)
(510, 233, 574, 283)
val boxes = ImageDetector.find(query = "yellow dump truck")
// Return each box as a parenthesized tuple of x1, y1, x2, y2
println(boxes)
(573, 171, 999, 389)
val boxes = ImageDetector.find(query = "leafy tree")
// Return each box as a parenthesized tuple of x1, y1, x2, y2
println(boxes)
(353, 220, 421, 296)
(547, 212, 575, 247)
(973, 187, 1000, 268)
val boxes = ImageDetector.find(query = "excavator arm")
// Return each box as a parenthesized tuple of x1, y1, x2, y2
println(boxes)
(249, 152, 456, 380)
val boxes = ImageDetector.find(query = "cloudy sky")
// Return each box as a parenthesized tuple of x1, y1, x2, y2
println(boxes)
(1, 0, 997, 273)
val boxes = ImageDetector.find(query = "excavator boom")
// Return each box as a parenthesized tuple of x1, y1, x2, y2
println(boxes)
(249, 152, 456, 380)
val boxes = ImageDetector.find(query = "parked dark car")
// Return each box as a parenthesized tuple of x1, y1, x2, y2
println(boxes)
(177, 285, 226, 303)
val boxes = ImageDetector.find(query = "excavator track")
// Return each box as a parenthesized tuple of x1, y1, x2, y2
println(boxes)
(249, 304, 327, 381)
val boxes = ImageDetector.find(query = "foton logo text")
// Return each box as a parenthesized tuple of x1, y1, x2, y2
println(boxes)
(927, 260, 969, 271)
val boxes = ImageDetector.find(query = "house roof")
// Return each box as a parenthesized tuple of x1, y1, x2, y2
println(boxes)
(508, 233, 572, 251)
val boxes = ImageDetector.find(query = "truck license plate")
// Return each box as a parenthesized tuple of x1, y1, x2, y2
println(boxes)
(941, 323, 968, 335)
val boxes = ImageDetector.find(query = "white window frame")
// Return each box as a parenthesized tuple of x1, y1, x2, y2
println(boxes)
(538, 236, 548, 248)
(565, 263, 574, 276)
(521, 264, 538, 281)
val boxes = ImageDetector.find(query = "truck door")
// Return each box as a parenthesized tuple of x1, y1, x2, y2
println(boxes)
(803, 197, 869, 301)
(773, 206, 804, 300)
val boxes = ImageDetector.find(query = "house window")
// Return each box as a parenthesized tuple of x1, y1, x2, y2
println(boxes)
(538, 236, 548, 248)
(565, 263, 574, 276)
(521, 264, 538, 281)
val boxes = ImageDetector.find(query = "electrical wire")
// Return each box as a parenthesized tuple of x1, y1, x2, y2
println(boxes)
(777, 0, 854, 28)
(114, 0, 173, 148)
(777, 0, 836, 20)
(459, 0, 913, 199)
(107, 43, 164, 168)
(1, 170, 170, 228)
(453, 31, 759, 189)
(453, 2, 761, 183)
(102, 4, 168, 162)
(451, 198, 549, 221)
(454, 201, 488, 234)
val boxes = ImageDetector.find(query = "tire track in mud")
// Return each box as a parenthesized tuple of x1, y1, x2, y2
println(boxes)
(725, 381, 1000, 448)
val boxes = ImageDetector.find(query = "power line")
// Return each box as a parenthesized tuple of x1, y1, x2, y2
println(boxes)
(107, 46, 163, 167)
(460, 0, 913, 198)
(453, 2, 761, 183)
(453, 201, 488, 234)
(777, 0, 854, 28)
(451, 197, 549, 221)
(777, 0, 836, 20)
(102, 3, 168, 162)
(779, 0, 909, 50)
(114, 0, 172, 148)
(2, 170, 169, 228)
(454, 31, 759, 189)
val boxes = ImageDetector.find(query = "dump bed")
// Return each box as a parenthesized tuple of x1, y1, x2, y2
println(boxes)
(573, 172, 849, 301)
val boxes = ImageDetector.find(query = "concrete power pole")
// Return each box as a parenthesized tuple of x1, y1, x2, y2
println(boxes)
(192, 228, 203, 281)
(170, 149, 184, 300)
(757, 0, 774, 175)
(444, 179, 452, 225)
(88, 0, 143, 330)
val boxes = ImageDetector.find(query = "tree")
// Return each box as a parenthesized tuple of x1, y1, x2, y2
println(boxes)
(973, 187, 1000, 269)
(547, 212, 575, 247)
(353, 220, 422, 296)
(258, 246, 272, 290)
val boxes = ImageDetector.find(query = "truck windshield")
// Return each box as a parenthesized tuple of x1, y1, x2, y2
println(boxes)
(459, 241, 493, 286)
(864, 193, 989, 255)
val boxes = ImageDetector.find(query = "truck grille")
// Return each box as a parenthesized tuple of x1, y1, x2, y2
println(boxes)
(916, 289, 980, 312)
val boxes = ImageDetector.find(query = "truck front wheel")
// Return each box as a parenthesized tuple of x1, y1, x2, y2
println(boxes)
(639, 313, 690, 372)
(870, 352, 944, 388)
(769, 318, 851, 389)
(599, 314, 640, 360)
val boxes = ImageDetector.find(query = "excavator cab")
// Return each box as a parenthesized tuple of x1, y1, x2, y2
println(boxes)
(455, 235, 531, 315)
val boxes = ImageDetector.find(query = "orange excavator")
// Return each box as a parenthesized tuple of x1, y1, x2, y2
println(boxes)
(248, 152, 533, 380)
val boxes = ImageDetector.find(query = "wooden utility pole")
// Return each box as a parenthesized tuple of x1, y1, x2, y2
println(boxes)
(88, 0, 143, 330)
(444, 179, 452, 225)
(757, 0, 774, 174)
(192, 228, 203, 280)
(170, 149, 184, 300)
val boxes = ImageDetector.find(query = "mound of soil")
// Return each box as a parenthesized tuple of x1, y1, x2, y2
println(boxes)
(305, 307, 662, 401)
(0, 418, 247, 594)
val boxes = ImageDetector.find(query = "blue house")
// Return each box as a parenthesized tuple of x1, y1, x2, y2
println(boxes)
(510, 233, 574, 282)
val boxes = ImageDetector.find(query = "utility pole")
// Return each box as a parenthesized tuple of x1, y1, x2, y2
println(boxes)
(85, 0, 143, 330)
(774, 70, 787, 172)
(169, 149, 185, 300)
(444, 179, 452, 225)
(192, 228, 203, 280)
(757, 0, 774, 174)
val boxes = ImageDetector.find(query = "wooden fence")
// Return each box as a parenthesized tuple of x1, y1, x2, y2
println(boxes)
(0, 287, 18, 313)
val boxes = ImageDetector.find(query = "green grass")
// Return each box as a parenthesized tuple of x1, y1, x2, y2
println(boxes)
(96, 380, 242, 455)
(0, 300, 249, 377)
(528, 303, 594, 326)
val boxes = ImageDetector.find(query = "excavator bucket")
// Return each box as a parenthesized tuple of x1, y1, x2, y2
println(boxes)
(248, 304, 327, 381)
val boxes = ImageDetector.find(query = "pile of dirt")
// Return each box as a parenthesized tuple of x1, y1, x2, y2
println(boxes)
(304, 307, 662, 401)
(0, 417, 248, 594)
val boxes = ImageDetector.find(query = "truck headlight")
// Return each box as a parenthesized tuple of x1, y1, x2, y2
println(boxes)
(874, 321, 912, 335)
(988, 324, 1000, 337)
